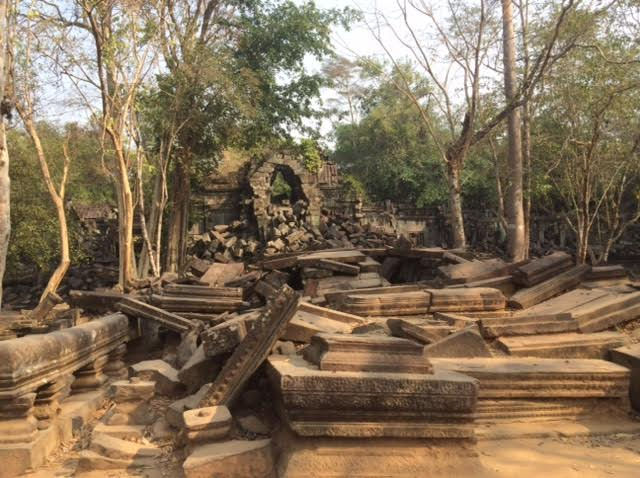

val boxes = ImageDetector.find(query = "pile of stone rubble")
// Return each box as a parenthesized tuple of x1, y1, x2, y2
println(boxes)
(2, 247, 640, 477)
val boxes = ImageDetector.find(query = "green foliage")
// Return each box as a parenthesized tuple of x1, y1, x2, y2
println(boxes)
(6, 123, 113, 272)
(299, 138, 323, 173)
(271, 171, 293, 202)
(332, 64, 446, 206)
(340, 174, 367, 201)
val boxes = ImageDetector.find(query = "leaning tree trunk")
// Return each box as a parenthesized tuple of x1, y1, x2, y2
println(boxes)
(165, 156, 191, 274)
(501, 0, 527, 261)
(446, 158, 466, 249)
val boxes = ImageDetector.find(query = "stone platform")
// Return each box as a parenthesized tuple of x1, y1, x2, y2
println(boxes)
(267, 355, 478, 439)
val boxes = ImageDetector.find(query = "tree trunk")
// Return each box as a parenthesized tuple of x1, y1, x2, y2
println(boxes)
(0, 0, 10, 308)
(0, 122, 9, 308)
(138, 170, 163, 277)
(446, 159, 466, 249)
(522, 99, 532, 259)
(501, 0, 526, 261)
(115, 161, 136, 289)
(165, 156, 191, 274)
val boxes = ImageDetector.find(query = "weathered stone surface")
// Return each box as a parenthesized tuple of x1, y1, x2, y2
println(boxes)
(116, 297, 196, 333)
(423, 328, 492, 358)
(513, 251, 573, 286)
(183, 406, 232, 444)
(183, 439, 275, 478)
(201, 262, 245, 287)
(130, 360, 184, 396)
(78, 432, 161, 470)
(517, 288, 609, 316)
(428, 287, 505, 313)
(68, 290, 126, 313)
(610, 344, 640, 412)
(111, 379, 155, 402)
(283, 310, 355, 343)
(179, 345, 221, 394)
(497, 331, 628, 359)
(431, 357, 630, 399)
(237, 414, 270, 435)
(201, 310, 262, 358)
(570, 291, 640, 333)
(298, 257, 360, 275)
(267, 355, 478, 438)
(438, 258, 509, 284)
(163, 283, 245, 298)
(341, 291, 431, 316)
(479, 313, 578, 338)
(150, 294, 249, 314)
(199, 286, 300, 407)
(302, 333, 432, 374)
(0, 313, 128, 404)
(392, 320, 455, 344)
(167, 383, 212, 429)
(508, 265, 590, 309)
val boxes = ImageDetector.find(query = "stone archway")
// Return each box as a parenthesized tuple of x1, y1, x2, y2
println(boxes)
(249, 155, 322, 237)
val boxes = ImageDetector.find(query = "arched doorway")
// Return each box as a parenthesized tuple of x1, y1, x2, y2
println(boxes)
(249, 155, 322, 238)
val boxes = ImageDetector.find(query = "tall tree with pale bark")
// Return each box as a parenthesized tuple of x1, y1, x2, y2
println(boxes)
(0, 0, 13, 307)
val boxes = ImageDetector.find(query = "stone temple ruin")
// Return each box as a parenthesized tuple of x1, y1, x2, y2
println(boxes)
(1, 158, 640, 477)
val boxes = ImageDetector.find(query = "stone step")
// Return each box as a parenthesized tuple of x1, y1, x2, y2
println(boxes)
(183, 439, 275, 478)
(302, 333, 432, 374)
(88, 432, 161, 464)
(431, 357, 629, 398)
(496, 331, 628, 359)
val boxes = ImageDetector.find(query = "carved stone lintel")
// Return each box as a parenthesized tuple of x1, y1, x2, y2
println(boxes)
(104, 343, 128, 380)
(34, 376, 73, 429)
(71, 355, 109, 394)
(0, 393, 38, 444)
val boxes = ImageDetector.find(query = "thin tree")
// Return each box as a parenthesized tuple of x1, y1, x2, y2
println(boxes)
(0, 0, 13, 308)
(501, 0, 526, 261)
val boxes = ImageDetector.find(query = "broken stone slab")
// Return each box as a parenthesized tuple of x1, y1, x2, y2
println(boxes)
(569, 291, 640, 333)
(458, 275, 516, 298)
(298, 257, 360, 276)
(117, 297, 197, 334)
(183, 406, 232, 444)
(479, 313, 578, 338)
(163, 283, 245, 299)
(301, 249, 367, 264)
(433, 312, 479, 329)
(513, 251, 573, 287)
(587, 265, 628, 281)
(84, 432, 161, 467)
(515, 288, 610, 316)
(427, 287, 506, 313)
(497, 331, 628, 359)
(340, 291, 431, 316)
(130, 360, 184, 396)
(68, 290, 126, 313)
(283, 311, 354, 343)
(302, 333, 433, 374)
(508, 264, 590, 309)
(201, 311, 261, 358)
(199, 285, 300, 408)
(438, 258, 510, 284)
(297, 302, 364, 325)
(201, 262, 245, 287)
(178, 345, 222, 394)
(167, 383, 212, 429)
(423, 328, 492, 358)
(609, 344, 640, 412)
(149, 294, 249, 314)
(107, 378, 156, 426)
(324, 283, 424, 306)
(391, 320, 456, 344)
(267, 355, 477, 439)
(431, 357, 630, 399)
(183, 439, 275, 478)
(92, 422, 146, 441)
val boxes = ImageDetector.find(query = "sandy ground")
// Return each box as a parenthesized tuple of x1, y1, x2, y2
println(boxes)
(21, 432, 640, 478)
